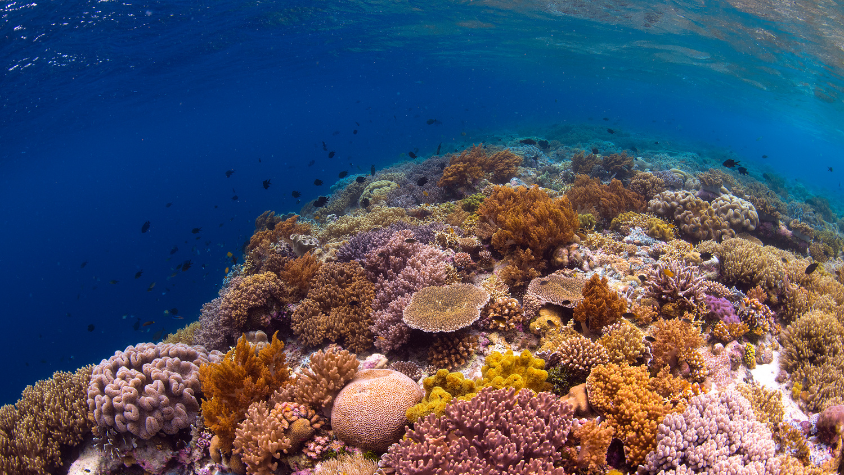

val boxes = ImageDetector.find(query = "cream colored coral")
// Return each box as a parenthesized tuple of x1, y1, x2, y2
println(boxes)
(711, 194, 759, 231)
(358, 180, 398, 207)
(648, 190, 735, 241)
(718, 237, 785, 289)
(526, 274, 586, 307)
(402, 283, 490, 332)
(314, 452, 378, 475)
(318, 206, 414, 242)
(598, 319, 646, 365)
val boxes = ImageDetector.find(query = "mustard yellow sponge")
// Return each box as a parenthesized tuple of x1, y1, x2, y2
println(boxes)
(744, 343, 757, 369)
(480, 350, 551, 393)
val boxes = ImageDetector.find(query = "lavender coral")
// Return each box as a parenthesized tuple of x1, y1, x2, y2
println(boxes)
(380, 387, 573, 474)
(645, 259, 706, 310)
(88, 342, 223, 439)
(639, 390, 779, 474)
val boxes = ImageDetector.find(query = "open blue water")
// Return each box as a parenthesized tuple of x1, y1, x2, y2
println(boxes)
(1, 0, 842, 404)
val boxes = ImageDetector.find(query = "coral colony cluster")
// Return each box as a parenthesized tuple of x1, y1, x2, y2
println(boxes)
(6, 139, 844, 475)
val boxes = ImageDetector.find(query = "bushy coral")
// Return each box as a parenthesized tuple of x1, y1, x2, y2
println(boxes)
(644, 259, 707, 311)
(381, 387, 574, 475)
(630, 172, 668, 200)
(573, 274, 627, 333)
(566, 174, 646, 223)
(480, 296, 525, 331)
(437, 145, 522, 189)
(273, 345, 359, 410)
(556, 335, 609, 379)
(428, 331, 479, 370)
(648, 190, 735, 241)
(715, 237, 786, 290)
(649, 318, 705, 378)
(598, 319, 646, 365)
(220, 271, 291, 331)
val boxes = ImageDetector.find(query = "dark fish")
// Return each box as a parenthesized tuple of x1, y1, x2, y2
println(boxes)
(339, 171, 348, 178)
(404, 238, 417, 244)
(638, 275, 647, 282)
(417, 177, 428, 187)
(328, 151, 336, 158)
(142, 320, 155, 327)
(737, 166, 749, 175)
(232, 195, 238, 200)
(805, 263, 819, 274)
(561, 300, 572, 306)
(829, 167, 834, 172)
(781, 257, 788, 263)
(135, 271, 143, 279)
(426, 119, 441, 125)
(436, 143, 442, 155)
(314, 179, 323, 186)
(225, 169, 235, 177)
(192, 227, 201, 234)
(322, 141, 328, 151)
(607, 128, 615, 134)
(80, 261, 87, 268)
(591, 147, 599, 154)
(87, 324, 95, 332)
(722, 159, 740, 168)
(141, 221, 151, 233)
(699, 252, 713, 261)
(762, 155, 768, 158)
(66, 312, 71, 318)
(182, 260, 192, 272)
(408, 151, 417, 159)
(292, 190, 302, 198)
(360, 198, 370, 208)
(170, 246, 178, 255)
(681, 317, 693, 324)
(348, 300, 360, 307)
(169, 308, 178, 315)
(631, 146, 638, 153)
(263, 179, 271, 189)
(166, 202, 173, 207)
(109, 280, 118, 284)
(370, 165, 376, 176)
(313, 196, 329, 208)
(152, 328, 164, 341)
(538, 140, 549, 149)
(519, 139, 537, 145)
(622, 312, 636, 320)
(133, 318, 140, 331)
(308, 160, 315, 167)
(353, 129, 358, 134)
(147, 282, 156, 291)
(356, 176, 366, 183)
(602, 117, 609, 121)
(231, 256, 238, 264)
(539, 280, 549, 286)
(645, 335, 656, 342)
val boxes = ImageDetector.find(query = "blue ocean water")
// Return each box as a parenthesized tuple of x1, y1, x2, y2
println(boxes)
(1, 0, 842, 404)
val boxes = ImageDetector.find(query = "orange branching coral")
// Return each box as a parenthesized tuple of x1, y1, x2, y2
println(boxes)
(566, 175, 646, 223)
(478, 185, 579, 258)
(199, 332, 291, 454)
(437, 145, 522, 188)
(220, 272, 291, 330)
(247, 215, 311, 251)
(573, 274, 627, 334)
(276, 252, 321, 301)
(601, 151, 634, 178)
(571, 150, 600, 175)
(499, 248, 544, 289)
(572, 420, 614, 475)
(290, 261, 375, 352)
(648, 319, 705, 379)
(272, 346, 359, 410)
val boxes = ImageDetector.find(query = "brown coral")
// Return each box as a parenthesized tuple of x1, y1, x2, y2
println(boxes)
(220, 272, 291, 330)
(566, 175, 646, 223)
(291, 261, 375, 352)
(402, 283, 489, 332)
(648, 318, 705, 379)
(437, 145, 522, 188)
(573, 274, 627, 334)
(601, 151, 634, 178)
(525, 273, 586, 308)
(428, 331, 479, 370)
(480, 296, 525, 331)
(557, 335, 609, 379)
(571, 150, 600, 175)
(273, 346, 359, 410)
(598, 319, 646, 365)
(277, 252, 321, 301)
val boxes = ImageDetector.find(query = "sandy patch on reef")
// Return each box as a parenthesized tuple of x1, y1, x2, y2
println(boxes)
(750, 349, 807, 422)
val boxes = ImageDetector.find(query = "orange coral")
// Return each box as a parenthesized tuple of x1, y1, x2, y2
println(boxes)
(199, 332, 291, 454)
(566, 175, 646, 223)
(571, 150, 600, 175)
(276, 252, 321, 301)
(649, 318, 705, 378)
(629, 172, 667, 200)
(573, 274, 627, 334)
(438, 145, 522, 188)
(601, 151, 634, 178)
(572, 420, 614, 475)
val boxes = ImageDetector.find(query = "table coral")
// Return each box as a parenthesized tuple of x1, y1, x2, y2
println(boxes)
(291, 261, 375, 352)
(88, 342, 223, 440)
(525, 273, 586, 308)
(573, 274, 627, 333)
(402, 283, 489, 332)
(381, 387, 574, 475)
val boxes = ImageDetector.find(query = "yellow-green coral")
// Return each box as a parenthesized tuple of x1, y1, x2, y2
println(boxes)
(406, 369, 480, 423)
(646, 217, 675, 241)
(744, 343, 756, 369)
(597, 319, 645, 365)
(480, 350, 551, 393)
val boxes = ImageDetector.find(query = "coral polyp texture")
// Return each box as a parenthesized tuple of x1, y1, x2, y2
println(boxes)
(402, 283, 489, 332)
(87, 342, 223, 440)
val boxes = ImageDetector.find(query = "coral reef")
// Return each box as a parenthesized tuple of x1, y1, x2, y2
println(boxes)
(479, 296, 525, 331)
(406, 369, 479, 423)
(598, 319, 646, 365)
(573, 274, 627, 333)
(273, 345, 359, 410)
(438, 145, 523, 189)
(88, 342, 223, 439)
(480, 350, 551, 393)
(402, 283, 489, 332)
(644, 259, 707, 311)
(648, 190, 735, 241)
(220, 271, 291, 331)
(566, 174, 646, 223)
(428, 331, 479, 370)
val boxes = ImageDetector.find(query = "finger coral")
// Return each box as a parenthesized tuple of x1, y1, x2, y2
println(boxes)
(566, 174, 646, 223)
(402, 283, 489, 332)
(629, 172, 667, 200)
(381, 387, 574, 475)
(428, 331, 479, 370)
(88, 342, 223, 440)
(573, 274, 627, 334)
(648, 318, 705, 379)
(291, 261, 376, 352)
(644, 259, 707, 311)
(480, 296, 525, 331)
(272, 345, 359, 410)
(437, 145, 523, 189)
(598, 319, 646, 365)
(1, 366, 93, 475)
(199, 332, 290, 454)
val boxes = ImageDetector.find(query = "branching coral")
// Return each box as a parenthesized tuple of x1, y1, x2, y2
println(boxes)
(598, 319, 646, 365)
(402, 283, 489, 332)
(382, 387, 574, 475)
(573, 274, 627, 333)
(291, 261, 376, 352)
(648, 319, 705, 380)
(272, 345, 359, 410)
(437, 145, 522, 189)
(556, 335, 609, 380)
(276, 252, 321, 301)
(480, 296, 525, 331)
(644, 259, 707, 311)
(219, 271, 291, 331)
(0, 366, 93, 475)
(601, 151, 635, 178)
(716, 237, 786, 290)
(428, 331, 479, 370)
(571, 150, 600, 174)
(566, 175, 646, 223)
(630, 172, 668, 200)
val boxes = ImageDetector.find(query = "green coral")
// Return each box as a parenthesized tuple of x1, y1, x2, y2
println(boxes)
(546, 365, 574, 396)
(461, 193, 486, 212)
(480, 350, 551, 393)
(578, 213, 597, 232)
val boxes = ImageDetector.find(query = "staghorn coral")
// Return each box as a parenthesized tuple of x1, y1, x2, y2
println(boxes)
(233, 400, 324, 475)
(199, 332, 290, 454)
(573, 274, 627, 334)
(381, 387, 574, 475)
(437, 145, 522, 189)
(88, 343, 223, 440)
(629, 172, 667, 200)
(644, 259, 707, 311)
(402, 283, 489, 332)
(0, 366, 93, 475)
(648, 190, 735, 241)
(428, 331, 479, 370)
(566, 174, 646, 223)
(480, 349, 552, 393)
(273, 345, 359, 410)
(331, 369, 424, 452)
(598, 319, 646, 365)
(220, 271, 291, 331)
(639, 390, 779, 475)
(291, 261, 375, 352)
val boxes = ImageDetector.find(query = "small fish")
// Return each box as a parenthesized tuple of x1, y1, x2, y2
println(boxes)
(169, 272, 178, 278)
(292, 190, 302, 198)
(133, 318, 141, 330)
(360, 197, 370, 208)
(225, 169, 235, 177)
(737, 166, 749, 175)
(356, 176, 366, 183)
(782, 257, 788, 263)
(829, 167, 834, 172)
(353, 129, 358, 134)
(602, 117, 609, 121)
(182, 259, 192, 272)
(227, 251, 233, 258)
(539, 280, 549, 286)
(263, 179, 271, 189)
(426, 119, 441, 125)
(172, 315, 184, 320)
(662, 268, 675, 278)
(109, 280, 118, 284)
(168, 308, 179, 315)
(622, 312, 636, 320)
(308, 160, 315, 167)
(152, 329, 164, 340)
(332, 130, 340, 136)
(370, 165, 376, 176)
(314, 179, 323, 186)
(142, 321, 155, 327)
(141, 221, 151, 233)
(147, 282, 156, 291)
(520, 139, 537, 145)
(805, 263, 819, 274)
(417, 177, 428, 187)
(408, 151, 417, 159)
(313, 196, 329, 208)
(166, 202, 173, 207)
(231, 256, 238, 264)
(404, 238, 417, 244)
(80, 261, 88, 268)
(348, 300, 360, 307)
(328, 151, 336, 158)
(762, 155, 768, 158)
(170, 246, 178, 255)
(722, 159, 740, 168)
(645, 335, 656, 342)
(681, 317, 694, 324)
(591, 147, 599, 154)
(135, 271, 143, 279)
(607, 128, 615, 134)
(322, 141, 328, 151)
(87, 324, 95, 332)
(225, 267, 230, 273)
(699, 252, 713, 261)
(192, 227, 202, 234)
(561, 300, 572, 306)
(232, 195, 238, 200)
(338, 171, 348, 178)
(423, 190, 429, 197)
(638, 275, 647, 282)
(436, 143, 442, 155)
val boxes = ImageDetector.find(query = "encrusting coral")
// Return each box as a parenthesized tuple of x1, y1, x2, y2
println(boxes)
(88, 342, 223, 440)
(0, 366, 93, 475)
(573, 274, 627, 334)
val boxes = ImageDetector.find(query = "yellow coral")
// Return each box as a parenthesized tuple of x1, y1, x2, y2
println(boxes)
(480, 350, 551, 393)
(598, 319, 646, 365)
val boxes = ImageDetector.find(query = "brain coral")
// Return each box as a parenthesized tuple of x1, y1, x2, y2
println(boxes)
(331, 369, 424, 452)
(88, 342, 223, 440)
(402, 283, 490, 332)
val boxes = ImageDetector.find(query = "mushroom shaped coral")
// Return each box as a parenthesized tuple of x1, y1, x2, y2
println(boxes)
(402, 283, 489, 332)
(331, 369, 423, 452)
(526, 274, 586, 308)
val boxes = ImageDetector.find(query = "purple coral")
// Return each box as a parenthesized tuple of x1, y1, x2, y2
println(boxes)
(705, 294, 739, 324)
(639, 390, 778, 474)
(645, 260, 706, 308)
(87, 343, 224, 440)
(380, 387, 572, 474)
(337, 222, 444, 262)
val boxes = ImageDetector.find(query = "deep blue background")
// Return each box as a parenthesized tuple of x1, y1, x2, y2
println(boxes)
(1, 0, 843, 404)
